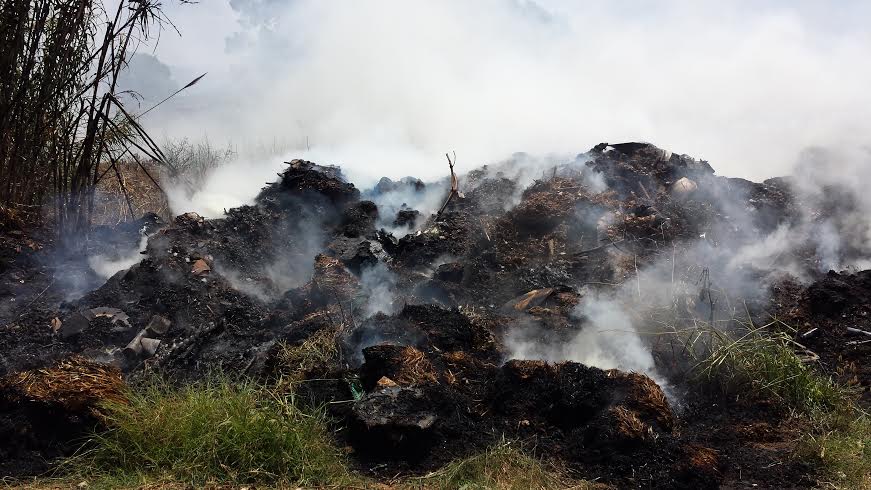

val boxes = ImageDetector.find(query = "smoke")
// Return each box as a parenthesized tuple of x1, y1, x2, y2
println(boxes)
(88, 234, 149, 280)
(727, 225, 805, 280)
(501, 166, 803, 383)
(475, 152, 605, 211)
(164, 152, 292, 218)
(359, 262, 398, 318)
(720, 146, 871, 278)
(215, 196, 331, 300)
(132, 0, 871, 197)
(791, 146, 871, 272)
(363, 177, 447, 235)
(507, 296, 656, 374)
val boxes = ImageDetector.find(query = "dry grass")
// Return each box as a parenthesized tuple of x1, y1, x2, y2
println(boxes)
(276, 322, 341, 383)
(618, 371, 674, 429)
(0, 204, 27, 230)
(91, 161, 170, 225)
(407, 440, 604, 490)
(609, 406, 650, 440)
(0, 356, 126, 415)
(312, 254, 359, 299)
(397, 346, 439, 385)
(686, 444, 720, 470)
(440, 351, 499, 391)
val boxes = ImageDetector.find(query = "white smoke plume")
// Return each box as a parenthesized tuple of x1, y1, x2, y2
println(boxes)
(724, 146, 871, 278)
(506, 296, 656, 375)
(164, 152, 291, 218)
(365, 177, 447, 235)
(88, 234, 149, 280)
(128, 0, 871, 201)
(359, 262, 398, 318)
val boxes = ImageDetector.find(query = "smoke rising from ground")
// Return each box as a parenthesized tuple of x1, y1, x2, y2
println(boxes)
(164, 152, 290, 218)
(88, 234, 148, 280)
(359, 262, 399, 318)
(501, 146, 871, 383)
(506, 296, 656, 375)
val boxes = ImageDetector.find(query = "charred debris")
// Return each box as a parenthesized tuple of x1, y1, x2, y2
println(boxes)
(0, 143, 867, 487)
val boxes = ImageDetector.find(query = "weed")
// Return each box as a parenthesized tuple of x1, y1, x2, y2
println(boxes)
(69, 378, 353, 487)
(689, 320, 870, 488)
(796, 410, 871, 489)
(697, 323, 845, 412)
(408, 440, 596, 490)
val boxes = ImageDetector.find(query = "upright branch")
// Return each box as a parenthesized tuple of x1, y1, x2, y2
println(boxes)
(437, 151, 462, 217)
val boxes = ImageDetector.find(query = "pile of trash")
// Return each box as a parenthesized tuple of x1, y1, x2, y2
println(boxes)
(1, 143, 866, 488)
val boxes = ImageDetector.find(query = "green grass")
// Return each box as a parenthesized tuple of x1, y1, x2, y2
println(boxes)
(44, 317, 866, 489)
(796, 409, 871, 489)
(407, 440, 595, 490)
(57, 426, 590, 489)
(697, 323, 845, 412)
(693, 321, 871, 488)
(68, 378, 355, 488)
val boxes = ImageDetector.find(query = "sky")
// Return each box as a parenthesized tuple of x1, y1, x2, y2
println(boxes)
(121, 0, 871, 185)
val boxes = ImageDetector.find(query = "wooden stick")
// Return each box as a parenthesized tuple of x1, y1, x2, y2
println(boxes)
(437, 151, 459, 217)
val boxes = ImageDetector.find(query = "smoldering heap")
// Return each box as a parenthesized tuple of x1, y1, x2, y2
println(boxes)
(1, 143, 869, 488)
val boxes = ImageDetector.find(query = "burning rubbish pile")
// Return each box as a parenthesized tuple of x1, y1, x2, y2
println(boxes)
(1, 143, 870, 487)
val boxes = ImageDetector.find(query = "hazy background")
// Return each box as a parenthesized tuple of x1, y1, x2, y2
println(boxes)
(121, 0, 871, 196)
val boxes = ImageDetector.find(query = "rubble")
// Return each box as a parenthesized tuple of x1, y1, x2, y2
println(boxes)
(190, 258, 211, 275)
(145, 315, 171, 335)
(124, 329, 161, 358)
(351, 386, 440, 459)
(433, 261, 463, 283)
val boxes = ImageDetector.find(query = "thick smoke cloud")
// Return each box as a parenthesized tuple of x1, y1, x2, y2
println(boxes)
(506, 296, 656, 375)
(132, 0, 871, 201)
(114, 1, 871, 383)
(88, 235, 149, 280)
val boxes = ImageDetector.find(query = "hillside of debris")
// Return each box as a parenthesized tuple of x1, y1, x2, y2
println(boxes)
(1, 143, 869, 488)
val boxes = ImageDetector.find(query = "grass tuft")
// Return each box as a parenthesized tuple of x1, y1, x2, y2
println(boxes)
(408, 440, 597, 490)
(69, 378, 353, 487)
(692, 321, 871, 488)
(276, 325, 341, 384)
(697, 324, 845, 412)
(796, 411, 871, 489)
